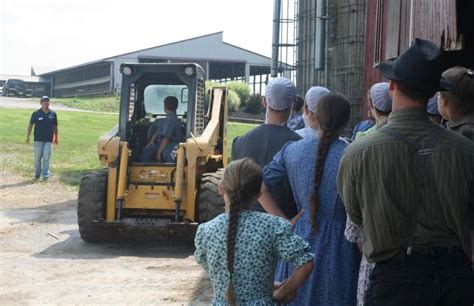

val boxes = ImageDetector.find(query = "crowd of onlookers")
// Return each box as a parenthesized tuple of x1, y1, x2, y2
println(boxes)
(194, 38, 474, 306)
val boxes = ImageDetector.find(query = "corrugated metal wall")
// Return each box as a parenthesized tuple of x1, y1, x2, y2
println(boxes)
(52, 62, 113, 98)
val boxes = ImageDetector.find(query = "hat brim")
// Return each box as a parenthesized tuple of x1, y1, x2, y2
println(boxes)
(378, 61, 453, 92)
(378, 61, 401, 82)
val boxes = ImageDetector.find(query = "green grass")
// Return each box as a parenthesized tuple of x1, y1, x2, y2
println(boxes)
(55, 95, 119, 112)
(0, 108, 255, 188)
(0, 108, 118, 186)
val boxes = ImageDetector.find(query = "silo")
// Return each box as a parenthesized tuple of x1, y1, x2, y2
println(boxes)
(330, 0, 366, 132)
(297, 0, 329, 94)
(296, 0, 367, 133)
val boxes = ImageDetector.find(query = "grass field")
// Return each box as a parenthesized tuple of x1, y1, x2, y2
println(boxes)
(56, 95, 120, 112)
(0, 108, 254, 187)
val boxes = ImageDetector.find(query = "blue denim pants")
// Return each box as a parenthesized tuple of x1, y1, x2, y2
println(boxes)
(141, 141, 177, 163)
(34, 141, 52, 178)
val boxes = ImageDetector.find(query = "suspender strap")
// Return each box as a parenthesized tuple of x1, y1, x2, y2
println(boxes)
(380, 125, 445, 254)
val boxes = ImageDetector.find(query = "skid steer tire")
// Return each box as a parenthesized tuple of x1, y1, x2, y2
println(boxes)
(197, 169, 225, 222)
(77, 171, 120, 242)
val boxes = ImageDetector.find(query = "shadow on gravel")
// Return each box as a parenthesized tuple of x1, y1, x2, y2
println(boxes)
(3, 200, 77, 225)
(189, 274, 213, 305)
(0, 180, 36, 190)
(33, 229, 196, 260)
(56, 169, 86, 186)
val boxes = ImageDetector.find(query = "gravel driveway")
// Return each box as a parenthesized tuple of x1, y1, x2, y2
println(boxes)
(0, 170, 212, 305)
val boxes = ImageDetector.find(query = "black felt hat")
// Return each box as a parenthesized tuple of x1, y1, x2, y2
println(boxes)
(378, 38, 452, 94)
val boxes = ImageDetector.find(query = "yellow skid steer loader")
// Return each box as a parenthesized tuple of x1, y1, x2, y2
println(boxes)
(77, 63, 227, 242)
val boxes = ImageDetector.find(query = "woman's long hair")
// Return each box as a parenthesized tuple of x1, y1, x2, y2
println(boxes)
(310, 93, 350, 231)
(220, 158, 262, 305)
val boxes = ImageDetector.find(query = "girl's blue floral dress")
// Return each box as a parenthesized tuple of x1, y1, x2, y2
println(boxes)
(264, 137, 360, 305)
(195, 211, 314, 305)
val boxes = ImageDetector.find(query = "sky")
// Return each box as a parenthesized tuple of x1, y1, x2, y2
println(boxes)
(0, 0, 274, 75)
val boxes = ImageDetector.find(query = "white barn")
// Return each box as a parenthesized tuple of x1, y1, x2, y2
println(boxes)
(40, 32, 280, 97)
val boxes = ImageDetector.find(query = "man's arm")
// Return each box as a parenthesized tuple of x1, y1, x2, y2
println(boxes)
(156, 136, 170, 162)
(231, 136, 240, 161)
(53, 125, 59, 144)
(259, 183, 288, 219)
(147, 132, 157, 147)
(26, 124, 33, 144)
(337, 153, 362, 225)
(27, 112, 35, 144)
(469, 181, 474, 263)
(273, 261, 313, 303)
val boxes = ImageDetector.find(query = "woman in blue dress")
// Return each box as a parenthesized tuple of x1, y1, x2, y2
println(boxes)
(261, 93, 360, 305)
(195, 158, 314, 305)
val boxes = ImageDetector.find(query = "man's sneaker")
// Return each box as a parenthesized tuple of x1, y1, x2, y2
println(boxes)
(42, 177, 49, 182)
(34, 175, 40, 180)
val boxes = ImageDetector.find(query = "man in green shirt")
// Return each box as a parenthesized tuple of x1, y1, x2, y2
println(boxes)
(337, 38, 474, 305)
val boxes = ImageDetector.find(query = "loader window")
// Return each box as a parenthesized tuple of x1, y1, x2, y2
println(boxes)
(144, 84, 188, 115)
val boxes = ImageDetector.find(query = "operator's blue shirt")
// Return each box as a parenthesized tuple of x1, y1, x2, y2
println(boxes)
(30, 108, 58, 142)
(153, 111, 182, 143)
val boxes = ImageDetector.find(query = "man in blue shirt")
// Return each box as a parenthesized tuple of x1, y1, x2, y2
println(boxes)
(26, 96, 59, 181)
(141, 96, 182, 163)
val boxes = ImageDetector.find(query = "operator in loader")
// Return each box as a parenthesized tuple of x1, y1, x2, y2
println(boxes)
(141, 96, 182, 163)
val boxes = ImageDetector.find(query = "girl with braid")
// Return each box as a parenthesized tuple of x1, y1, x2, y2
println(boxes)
(195, 158, 314, 305)
(261, 93, 360, 305)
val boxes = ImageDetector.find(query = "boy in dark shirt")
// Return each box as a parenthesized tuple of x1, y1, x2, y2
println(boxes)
(232, 77, 301, 218)
(141, 96, 182, 162)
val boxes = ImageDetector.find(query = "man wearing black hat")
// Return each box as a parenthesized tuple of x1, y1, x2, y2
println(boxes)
(26, 96, 59, 181)
(337, 38, 474, 305)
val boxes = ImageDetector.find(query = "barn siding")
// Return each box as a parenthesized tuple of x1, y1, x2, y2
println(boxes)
(362, 0, 465, 118)
(411, 0, 461, 50)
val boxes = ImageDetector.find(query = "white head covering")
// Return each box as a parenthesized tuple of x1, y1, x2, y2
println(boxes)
(305, 86, 330, 113)
(370, 82, 392, 112)
(265, 77, 296, 110)
(427, 95, 440, 115)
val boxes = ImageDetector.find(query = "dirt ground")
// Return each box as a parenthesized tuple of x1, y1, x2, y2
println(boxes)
(0, 170, 213, 305)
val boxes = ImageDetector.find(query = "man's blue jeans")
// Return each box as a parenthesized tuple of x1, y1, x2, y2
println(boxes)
(141, 142, 177, 163)
(34, 141, 52, 178)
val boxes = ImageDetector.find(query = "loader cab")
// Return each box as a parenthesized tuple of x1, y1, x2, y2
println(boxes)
(118, 63, 206, 162)
(78, 63, 228, 242)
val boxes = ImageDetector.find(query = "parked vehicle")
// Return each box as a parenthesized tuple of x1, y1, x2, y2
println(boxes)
(0, 81, 5, 95)
(2, 79, 26, 97)
(25, 88, 33, 98)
